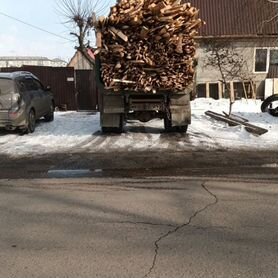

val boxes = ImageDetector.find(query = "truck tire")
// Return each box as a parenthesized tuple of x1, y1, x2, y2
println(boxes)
(101, 114, 124, 133)
(164, 115, 188, 133)
(164, 115, 173, 132)
(176, 125, 188, 133)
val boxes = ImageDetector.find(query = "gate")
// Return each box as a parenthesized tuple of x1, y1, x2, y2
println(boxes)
(75, 70, 98, 111)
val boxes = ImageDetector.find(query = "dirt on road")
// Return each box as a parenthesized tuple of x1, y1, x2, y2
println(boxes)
(0, 150, 277, 180)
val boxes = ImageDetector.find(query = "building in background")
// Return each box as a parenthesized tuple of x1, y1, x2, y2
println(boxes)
(0, 56, 67, 68)
(188, 0, 278, 100)
(67, 49, 95, 70)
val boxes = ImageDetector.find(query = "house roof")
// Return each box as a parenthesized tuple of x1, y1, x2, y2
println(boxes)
(67, 49, 95, 69)
(188, 0, 278, 37)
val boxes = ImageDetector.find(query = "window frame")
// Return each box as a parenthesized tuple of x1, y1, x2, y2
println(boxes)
(269, 49, 278, 66)
(254, 48, 269, 73)
(254, 47, 278, 74)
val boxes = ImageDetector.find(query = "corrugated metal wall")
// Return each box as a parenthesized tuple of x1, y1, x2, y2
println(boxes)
(188, 0, 278, 36)
(76, 70, 98, 111)
(23, 66, 76, 111)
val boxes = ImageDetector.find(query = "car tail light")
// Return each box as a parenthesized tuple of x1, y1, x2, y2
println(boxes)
(9, 94, 24, 118)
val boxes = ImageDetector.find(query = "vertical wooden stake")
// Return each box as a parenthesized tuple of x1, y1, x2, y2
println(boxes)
(242, 81, 248, 99)
(218, 81, 223, 99)
(230, 81, 235, 102)
(250, 81, 256, 99)
(206, 82, 210, 98)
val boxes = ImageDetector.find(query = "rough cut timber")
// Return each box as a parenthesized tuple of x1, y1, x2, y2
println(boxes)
(94, 0, 204, 92)
(205, 110, 268, 136)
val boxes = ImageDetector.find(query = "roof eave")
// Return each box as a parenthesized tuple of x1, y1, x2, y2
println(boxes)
(196, 34, 278, 39)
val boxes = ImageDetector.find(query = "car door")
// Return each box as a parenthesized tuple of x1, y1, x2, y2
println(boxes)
(32, 78, 50, 116)
(23, 77, 45, 118)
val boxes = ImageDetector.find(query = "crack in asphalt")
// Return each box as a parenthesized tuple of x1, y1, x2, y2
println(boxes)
(142, 182, 218, 278)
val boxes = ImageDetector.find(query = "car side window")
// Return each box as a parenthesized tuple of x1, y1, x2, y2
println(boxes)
(17, 80, 27, 93)
(23, 78, 39, 91)
(33, 79, 44, 90)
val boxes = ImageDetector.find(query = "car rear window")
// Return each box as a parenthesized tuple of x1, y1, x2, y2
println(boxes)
(0, 78, 15, 95)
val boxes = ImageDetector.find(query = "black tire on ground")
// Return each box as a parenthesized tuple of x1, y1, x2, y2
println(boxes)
(269, 107, 278, 117)
(44, 103, 54, 122)
(261, 94, 278, 112)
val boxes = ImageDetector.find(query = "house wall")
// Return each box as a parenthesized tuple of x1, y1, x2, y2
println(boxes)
(68, 51, 92, 70)
(195, 37, 277, 99)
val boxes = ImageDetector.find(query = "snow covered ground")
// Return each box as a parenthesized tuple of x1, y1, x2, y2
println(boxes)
(0, 98, 277, 157)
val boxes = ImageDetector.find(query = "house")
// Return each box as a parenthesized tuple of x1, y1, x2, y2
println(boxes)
(0, 56, 67, 68)
(67, 49, 95, 70)
(187, 0, 278, 99)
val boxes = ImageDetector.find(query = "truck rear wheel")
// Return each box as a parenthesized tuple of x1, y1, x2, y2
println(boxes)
(102, 126, 123, 133)
(101, 114, 123, 134)
(164, 116, 173, 132)
(175, 125, 188, 133)
(164, 116, 188, 133)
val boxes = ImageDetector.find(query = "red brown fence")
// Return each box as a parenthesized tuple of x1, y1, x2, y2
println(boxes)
(76, 70, 98, 111)
(0, 66, 98, 111)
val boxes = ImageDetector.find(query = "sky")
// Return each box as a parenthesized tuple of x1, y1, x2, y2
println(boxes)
(0, 0, 115, 62)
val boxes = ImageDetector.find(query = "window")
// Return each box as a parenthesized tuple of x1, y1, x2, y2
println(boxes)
(255, 49, 268, 72)
(254, 48, 278, 73)
(0, 78, 14, 95)
(270, 49, 278, 66)
(32, 79, 43, 90)
(22, 78, 39, 91)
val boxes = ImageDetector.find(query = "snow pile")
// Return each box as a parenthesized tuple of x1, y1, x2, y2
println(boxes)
(0, 99, 277, 157)
(190, 98, 277, 150)
(0, 112, 100, 156)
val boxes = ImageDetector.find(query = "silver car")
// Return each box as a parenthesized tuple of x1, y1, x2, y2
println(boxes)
(0, 71, 54, 133)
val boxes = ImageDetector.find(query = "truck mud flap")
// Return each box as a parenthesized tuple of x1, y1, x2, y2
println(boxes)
(101, 113, 123, 133)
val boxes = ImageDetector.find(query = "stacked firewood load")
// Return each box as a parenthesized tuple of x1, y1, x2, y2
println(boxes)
(94, 0, 203, 92)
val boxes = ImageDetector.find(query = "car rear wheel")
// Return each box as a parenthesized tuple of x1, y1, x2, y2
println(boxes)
(27, 110, 36, 133)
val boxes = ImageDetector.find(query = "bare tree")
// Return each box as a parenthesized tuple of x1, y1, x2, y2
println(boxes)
(57, 0, 112, 67)
(204, 41, 254, 115)
(258, 0, 278, 32)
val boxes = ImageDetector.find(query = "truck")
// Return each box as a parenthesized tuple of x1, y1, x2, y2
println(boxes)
(95, 56, 193, 134)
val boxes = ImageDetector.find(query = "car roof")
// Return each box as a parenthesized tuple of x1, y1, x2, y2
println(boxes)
(0, 71, 38, 80)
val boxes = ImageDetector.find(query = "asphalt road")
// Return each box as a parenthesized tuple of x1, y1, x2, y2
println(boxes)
(0, 175, 277, 278)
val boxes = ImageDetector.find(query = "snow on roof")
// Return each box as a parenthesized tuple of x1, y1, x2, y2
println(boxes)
(0, 56, 67, 63)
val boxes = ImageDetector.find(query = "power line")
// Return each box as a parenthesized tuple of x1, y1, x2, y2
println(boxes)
(0, 11, 74, 42)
